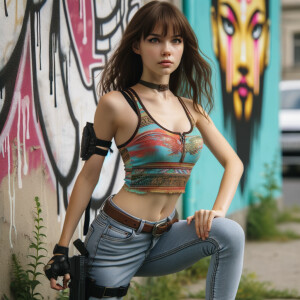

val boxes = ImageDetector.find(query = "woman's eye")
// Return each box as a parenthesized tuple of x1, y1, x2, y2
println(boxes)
(221, 17, 235, 36)
(149, 38, 159, 43)
(252, 24, 263, 40)
(173, 38, 182, 43)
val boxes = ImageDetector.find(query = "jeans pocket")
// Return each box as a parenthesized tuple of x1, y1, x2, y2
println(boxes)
(84, 225, 94, 247)
(102, 222, 136, 242)
(85, 218, 107, 260)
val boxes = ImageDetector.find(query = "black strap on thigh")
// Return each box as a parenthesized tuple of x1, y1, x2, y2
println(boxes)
(86, 278, 130, 299)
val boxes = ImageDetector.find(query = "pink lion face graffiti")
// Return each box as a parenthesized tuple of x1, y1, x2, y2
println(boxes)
(211, 0, 270, 191)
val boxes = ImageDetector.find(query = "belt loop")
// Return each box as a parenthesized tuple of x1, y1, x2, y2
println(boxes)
(100, 194, 113, 214)
(167, 209, 175, 222)
(136, 220, 145, 234)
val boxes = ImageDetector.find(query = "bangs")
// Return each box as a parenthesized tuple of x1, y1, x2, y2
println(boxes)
(141, 5, 184, 39)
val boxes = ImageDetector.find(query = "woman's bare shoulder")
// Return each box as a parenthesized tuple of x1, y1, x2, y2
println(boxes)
(97, 90, 132, 122)
(94, 90, 129, 133)
(98, 90, 128, 112)
(179, 96, 209, 123)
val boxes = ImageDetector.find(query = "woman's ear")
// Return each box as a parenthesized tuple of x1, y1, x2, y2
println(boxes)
(132, 41, 140, 55)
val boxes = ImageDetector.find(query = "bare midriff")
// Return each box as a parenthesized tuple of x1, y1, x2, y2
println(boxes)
(112, 184, 181, 222)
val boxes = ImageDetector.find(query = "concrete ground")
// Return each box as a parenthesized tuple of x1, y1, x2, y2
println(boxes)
(243, 222, 300, 295)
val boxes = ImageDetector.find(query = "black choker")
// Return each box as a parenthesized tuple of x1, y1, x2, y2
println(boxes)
(139, 79, 169, 91)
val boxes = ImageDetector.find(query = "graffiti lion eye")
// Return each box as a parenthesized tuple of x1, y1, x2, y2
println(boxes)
(221, 17, 235, 36)
(252, 24, 263, 40)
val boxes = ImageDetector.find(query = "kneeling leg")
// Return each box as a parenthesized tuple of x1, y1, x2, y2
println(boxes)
(135, 218, 245, 300)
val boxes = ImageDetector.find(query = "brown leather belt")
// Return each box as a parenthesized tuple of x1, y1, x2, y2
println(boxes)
(103, 199, 179, 236)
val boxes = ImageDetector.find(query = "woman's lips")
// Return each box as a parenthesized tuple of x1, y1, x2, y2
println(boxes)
(159, 61, 173, 67)
(159, 62, 172, 67)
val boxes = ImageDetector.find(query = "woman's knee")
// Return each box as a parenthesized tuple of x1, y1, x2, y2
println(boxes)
(210, 218, 245, 251)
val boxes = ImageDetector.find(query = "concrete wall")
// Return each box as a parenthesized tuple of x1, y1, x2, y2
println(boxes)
(0, 1, 141, 297)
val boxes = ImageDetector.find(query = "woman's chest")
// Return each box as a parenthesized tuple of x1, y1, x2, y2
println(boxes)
(125, 126, 203, 165)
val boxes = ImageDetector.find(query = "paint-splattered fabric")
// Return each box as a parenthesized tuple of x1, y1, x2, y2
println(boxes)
(117, 88, 204, 194)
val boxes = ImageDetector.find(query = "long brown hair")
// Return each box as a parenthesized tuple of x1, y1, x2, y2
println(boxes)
(99, 1, 214, 116)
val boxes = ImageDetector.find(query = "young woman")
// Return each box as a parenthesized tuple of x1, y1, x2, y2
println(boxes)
(44, 1, 245, 299)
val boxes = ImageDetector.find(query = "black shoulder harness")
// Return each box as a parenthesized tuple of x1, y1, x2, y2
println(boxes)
(120, 90, 138, 115)
(80, 122, 113, 161)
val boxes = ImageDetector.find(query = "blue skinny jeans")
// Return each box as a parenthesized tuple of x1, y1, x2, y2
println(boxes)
(84, 195, 245, 300)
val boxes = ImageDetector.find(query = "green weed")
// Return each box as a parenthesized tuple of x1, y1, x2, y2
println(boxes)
(189, 272, 300, 299)
(246, 159, 300, 241)
(3, 196, 47, 300)
(126, 275, 182, 300)
(246, 160, 281, 240)
(277, 208, 300, 223)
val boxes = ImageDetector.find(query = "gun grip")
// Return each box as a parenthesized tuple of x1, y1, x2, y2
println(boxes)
(73, 239, 89, 257)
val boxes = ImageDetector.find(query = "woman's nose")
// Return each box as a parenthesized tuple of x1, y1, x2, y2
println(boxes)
(161, 42, 171, 57)
(162, 49, 171, 57)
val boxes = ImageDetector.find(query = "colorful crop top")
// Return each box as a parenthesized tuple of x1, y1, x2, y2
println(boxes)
(117, 88, 204, 194)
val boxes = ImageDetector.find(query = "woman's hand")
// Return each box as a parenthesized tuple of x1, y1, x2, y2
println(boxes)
(44, 244, 71, 290)
(187, 209, 225, 240)
(50, 269, 70, 290)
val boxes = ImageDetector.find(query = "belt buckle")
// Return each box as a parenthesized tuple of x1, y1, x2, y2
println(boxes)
(152, 220, 167, 237)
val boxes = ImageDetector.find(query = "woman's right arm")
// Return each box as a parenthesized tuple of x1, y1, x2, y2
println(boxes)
(48, 92, 120, 290)
(57, 155, 105, 247)
(58, 92, 119, 247)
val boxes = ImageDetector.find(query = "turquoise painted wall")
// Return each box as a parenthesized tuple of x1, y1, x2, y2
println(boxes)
(183, 0, 281, 217)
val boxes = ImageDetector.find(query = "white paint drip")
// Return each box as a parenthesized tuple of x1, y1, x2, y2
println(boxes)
(1, 138, 5, 158)
(0, 26, 29, 153)
(7, 135, 16, 248)
(2, 26, 29, 248)
(22, 96, 30, 175)
(17, 92, 22, 189)
(58, 183, 62, 225)
(82, 0, 87, 45)
(79, 0, 82, 19)
(26, 95, 30, 139)
(30, 80, 57, 190)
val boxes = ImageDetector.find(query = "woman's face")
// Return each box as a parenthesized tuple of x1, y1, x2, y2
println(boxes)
(133, 25, 184, 79)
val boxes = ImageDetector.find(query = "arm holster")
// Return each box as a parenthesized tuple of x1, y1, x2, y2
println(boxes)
(80, 122, 113, 161)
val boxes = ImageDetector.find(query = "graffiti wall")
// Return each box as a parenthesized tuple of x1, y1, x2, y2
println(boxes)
(183, 0, 281, 217)
(0, 0, 140, 296)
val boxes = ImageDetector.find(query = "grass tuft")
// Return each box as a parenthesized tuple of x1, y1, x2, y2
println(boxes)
(246, 159, 300, 241)
(189, 272, 300, 300)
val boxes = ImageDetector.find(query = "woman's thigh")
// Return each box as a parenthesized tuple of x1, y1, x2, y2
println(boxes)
(135, 217, 244, 277)
(84, 211, 154, 289)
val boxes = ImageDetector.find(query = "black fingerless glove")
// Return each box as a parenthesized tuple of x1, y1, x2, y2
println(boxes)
(44, 244, 70, 280)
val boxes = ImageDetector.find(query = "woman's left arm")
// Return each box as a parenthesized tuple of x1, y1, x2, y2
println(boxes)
(186, 105, 244, 240)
